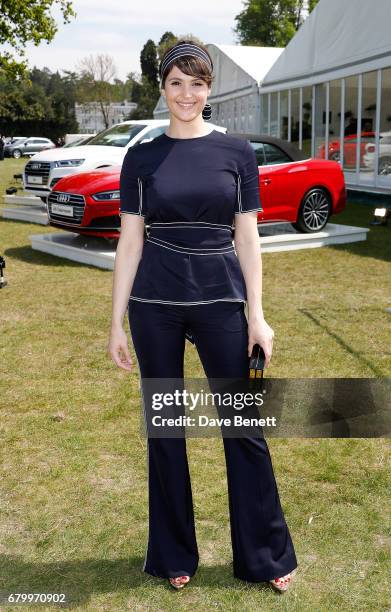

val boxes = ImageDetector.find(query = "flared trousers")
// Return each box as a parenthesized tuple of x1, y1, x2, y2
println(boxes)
(128, 299, 298, 581)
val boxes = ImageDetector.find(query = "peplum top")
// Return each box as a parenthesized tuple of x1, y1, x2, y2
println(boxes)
(119, 129, 263, 311)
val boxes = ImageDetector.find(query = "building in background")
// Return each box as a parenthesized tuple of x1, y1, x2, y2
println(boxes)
(75, 100, 137, 133)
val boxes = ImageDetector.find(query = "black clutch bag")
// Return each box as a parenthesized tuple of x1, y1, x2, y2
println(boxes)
(249, 344, 265, 382)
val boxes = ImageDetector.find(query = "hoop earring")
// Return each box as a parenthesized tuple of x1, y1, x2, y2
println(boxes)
(202, 103, 212, 121)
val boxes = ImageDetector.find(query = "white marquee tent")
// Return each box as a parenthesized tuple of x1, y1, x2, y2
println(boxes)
(261, 0, 391, 90)
(259, 0, 391, 193)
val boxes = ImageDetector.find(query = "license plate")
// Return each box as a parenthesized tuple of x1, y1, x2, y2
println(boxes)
(27, 175, 43, 184)
(51, 203, 74, 217)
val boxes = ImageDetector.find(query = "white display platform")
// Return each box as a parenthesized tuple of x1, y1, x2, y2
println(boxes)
(29, 222, 369, 270)
(2, 193, 49, 225)
(258, 222, 369, 252)
(30, 232, 117, 270)
(4, 193, 42, 206)
(2, 205, 49, 225)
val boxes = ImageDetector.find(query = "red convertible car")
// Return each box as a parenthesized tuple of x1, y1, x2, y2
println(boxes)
(316, 131, 375, 167)
(47, 133, 346, 239)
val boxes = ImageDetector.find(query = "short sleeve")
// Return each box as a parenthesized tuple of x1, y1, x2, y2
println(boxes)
(235, 140, 263, 214)
(119, 148, 145, 217)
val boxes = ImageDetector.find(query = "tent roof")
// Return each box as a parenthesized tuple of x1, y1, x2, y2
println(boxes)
(262, 0, 391, 87)
(208, 44, 284, 84)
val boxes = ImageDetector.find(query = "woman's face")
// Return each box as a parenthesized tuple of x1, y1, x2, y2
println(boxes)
(162, 65, 211, 123)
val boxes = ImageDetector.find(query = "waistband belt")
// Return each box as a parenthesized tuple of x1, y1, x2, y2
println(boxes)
(146, 221, 235, 255)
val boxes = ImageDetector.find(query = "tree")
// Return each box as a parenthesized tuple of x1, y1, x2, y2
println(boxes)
(0, 0, 76, 79)
(233, 0, 319, 47)
(128, 75, 159, 120)
(0, 67, 78, 138)
(129, 39, 160, 119)
(75, 54, 118, 129)
(157, 32, 177, 66)
(112, 77, 133, 102)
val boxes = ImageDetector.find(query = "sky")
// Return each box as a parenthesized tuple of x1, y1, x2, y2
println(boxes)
(6, 0, 247, 82)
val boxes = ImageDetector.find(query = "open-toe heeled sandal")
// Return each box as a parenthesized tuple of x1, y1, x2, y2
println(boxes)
(169, 575, 190, 589)
(269, 569, 296, 593)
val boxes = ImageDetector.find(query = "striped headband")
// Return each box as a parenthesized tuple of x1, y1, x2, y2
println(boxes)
(159, 43, 213, 79)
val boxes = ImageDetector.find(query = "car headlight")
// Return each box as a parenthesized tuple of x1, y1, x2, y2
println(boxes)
(91, 190, 120, 201)
(54, 159, 85, 167)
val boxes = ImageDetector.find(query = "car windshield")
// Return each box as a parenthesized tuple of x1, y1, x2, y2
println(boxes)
(63, 141, 81, 148)
(63, 136, 94, 148)
(86, 124, 147, 147)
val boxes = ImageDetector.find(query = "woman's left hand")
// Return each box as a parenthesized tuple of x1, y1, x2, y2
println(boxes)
(248, 316, 274, 368)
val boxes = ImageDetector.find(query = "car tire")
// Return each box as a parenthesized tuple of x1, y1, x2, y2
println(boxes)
(13, 149, 22, 159)
(291, 187, 331, 233)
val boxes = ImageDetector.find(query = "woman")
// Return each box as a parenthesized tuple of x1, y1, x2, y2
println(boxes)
(108, 39, 298, 594)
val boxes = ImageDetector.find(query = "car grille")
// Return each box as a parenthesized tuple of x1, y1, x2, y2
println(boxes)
(47, 192, 86, 224)
(25, 161, 52, 186)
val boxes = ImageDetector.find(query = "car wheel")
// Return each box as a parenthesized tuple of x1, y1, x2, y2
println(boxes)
(13, 149, 22, 159)
(378, 156, 391, 176)
(292, 188, 331, 233)
(329, 151, 340, 162)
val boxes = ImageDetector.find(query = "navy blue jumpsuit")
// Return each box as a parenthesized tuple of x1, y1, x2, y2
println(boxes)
(119, 129, 298, 581)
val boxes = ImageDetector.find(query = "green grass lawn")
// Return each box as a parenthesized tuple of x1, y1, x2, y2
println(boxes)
(0, 157, 390, 611)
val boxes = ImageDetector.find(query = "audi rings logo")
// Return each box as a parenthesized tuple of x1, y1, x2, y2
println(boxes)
(31, 164, 41, 169)
(57, 194, 70, 203)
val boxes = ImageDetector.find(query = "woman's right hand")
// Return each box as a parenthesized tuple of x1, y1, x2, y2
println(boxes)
(108, 325, 133, 371)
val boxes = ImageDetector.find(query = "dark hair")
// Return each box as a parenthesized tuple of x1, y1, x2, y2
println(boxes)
(160, 38, 214, 89)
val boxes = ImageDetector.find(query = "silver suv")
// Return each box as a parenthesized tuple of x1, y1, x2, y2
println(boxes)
(5, 137, 56, 159)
